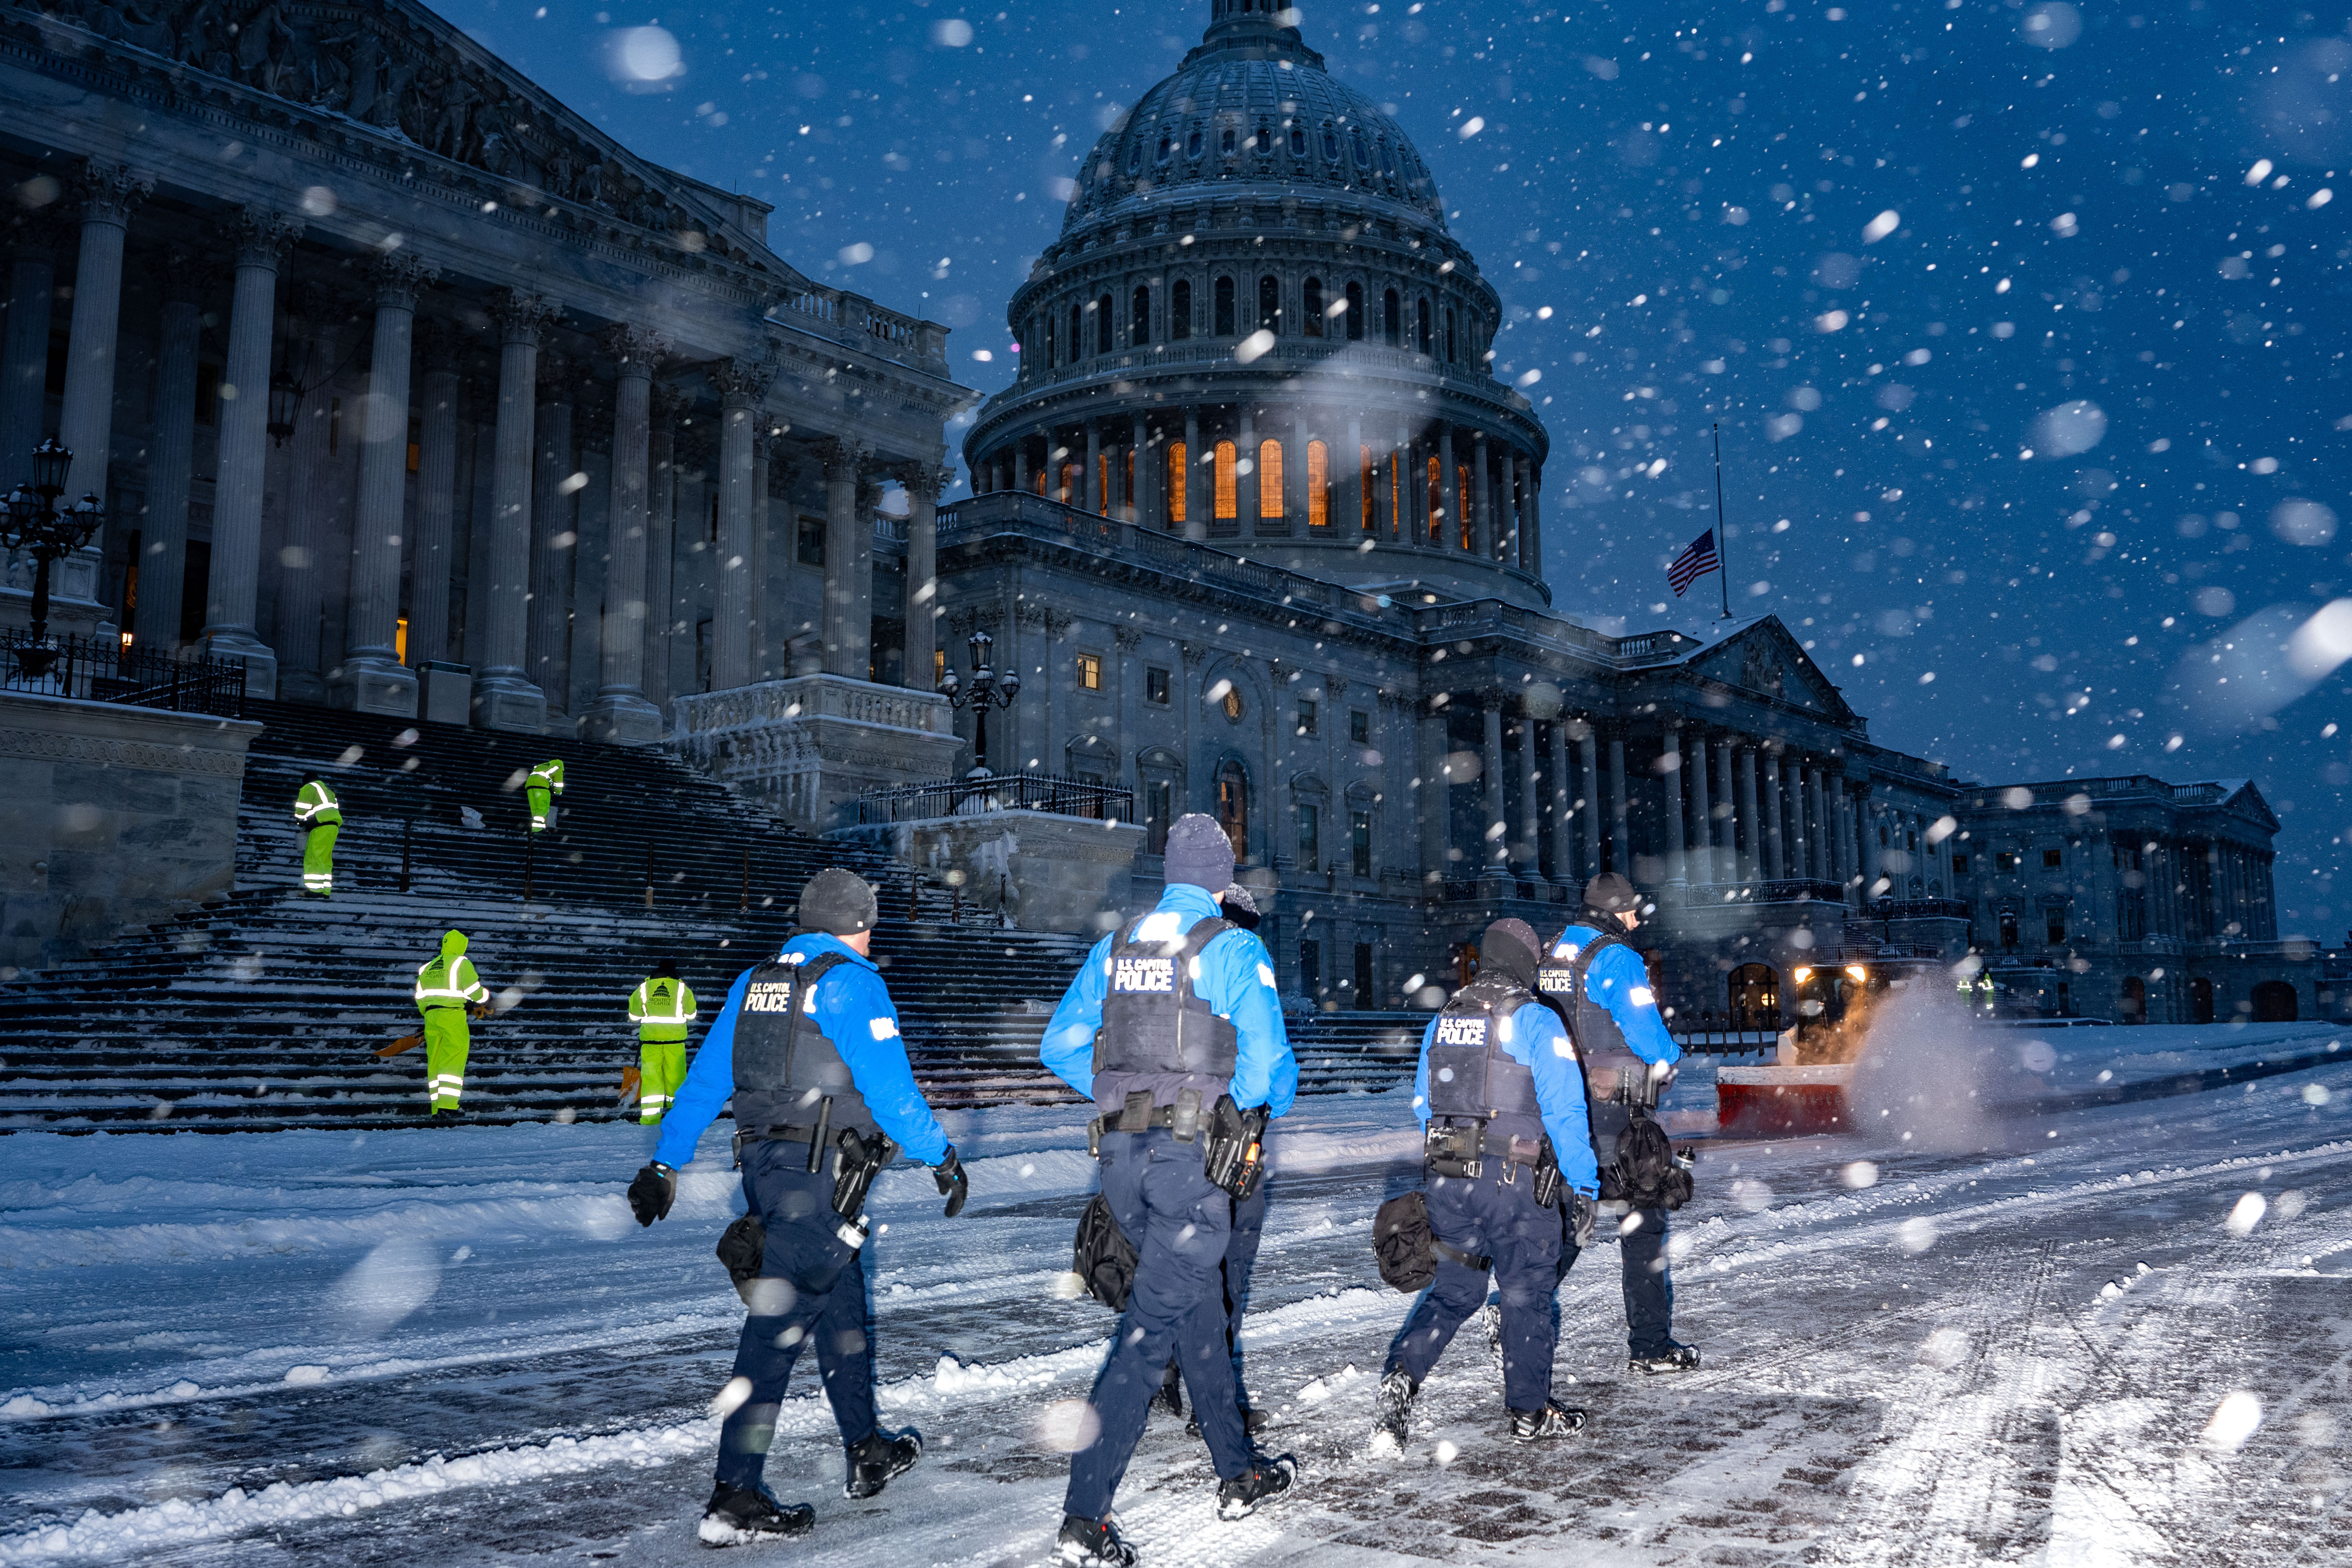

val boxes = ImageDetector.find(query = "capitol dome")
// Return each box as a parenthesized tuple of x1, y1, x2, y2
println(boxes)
(963, 0, 1550, 611)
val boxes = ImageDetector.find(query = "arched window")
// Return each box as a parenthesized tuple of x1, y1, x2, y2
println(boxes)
(1359, 443, 1376, 530)
(1322, 125, 1340, 161)
(1416, 298, 1432, 355)
(1258, 274, 1280, 334)
(1096, 293, 1114, 353)
(1132, 285, 1151, 346)
(1302, 277, 1324, 338)
(1382, 288, 1401, 347)
(1378, 139, 1396, 177)
(1214, 275, 1236, 337)
(1216, 759, 1249, 860)
(1171, 278, 1192, 341)
(1167, 439, 1189, 524)
(1306, 439, 1329, 527)
(1254, 122, 1272, 156)
(1258, 438, 1283, 518)
(1187, 125, 1204, 158)
(1288, 123, 1306, 156)
(1213, 440, 1238, 519)
(1444, 307, 1457, 363)
(1156, 132, 1174, 166)
(1220, 124, 1237, 156)
(1344, 280, 1364, 340)
(1350, 126, 1370, 167)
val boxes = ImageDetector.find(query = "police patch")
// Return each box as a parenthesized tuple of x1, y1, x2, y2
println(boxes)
(1433, 1015, 1488, 1046)
(1537, 965, 1577, 997)
(745, 980, 795, 1013)
(1111, 956, 1177, 993)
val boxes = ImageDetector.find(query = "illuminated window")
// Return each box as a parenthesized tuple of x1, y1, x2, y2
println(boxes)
(1388, 451, 1401, 537)
(1221, 685, 1244, 721)
(1258, 438, 1283, 518)
(1097, 452, 1110, 514)
(935, 649, 946, 686)
(1059, 462, 1077, 506)
(1076, 652, 1101, 691)
(1458, 463, 1472, 549)
(1214, 440, 1238, 519)
(395, 616, 408, 664)
(1167, 440, 1188, 522)
(1360, 444, 1376, 530)
(1307, 440, 1329, 527)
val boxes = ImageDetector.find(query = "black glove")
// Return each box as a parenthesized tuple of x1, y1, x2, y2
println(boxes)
(628, 1162, 676, 1227)
(1569, 1190, 1598, 1251)
(933, 1145, 969, 1219)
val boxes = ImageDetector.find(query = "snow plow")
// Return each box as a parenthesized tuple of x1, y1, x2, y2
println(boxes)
(1715, 955, 1945, 1136)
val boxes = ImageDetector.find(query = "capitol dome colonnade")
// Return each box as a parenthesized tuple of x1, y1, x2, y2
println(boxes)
(964, 0, 1549, 609)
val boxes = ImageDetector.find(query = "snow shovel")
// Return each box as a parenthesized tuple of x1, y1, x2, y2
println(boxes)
(618, 1065, 641, 1107)
(375, 1005, 492, 1058)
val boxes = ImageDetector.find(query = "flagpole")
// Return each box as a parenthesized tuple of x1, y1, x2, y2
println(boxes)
(1713, 422, 1732, 621)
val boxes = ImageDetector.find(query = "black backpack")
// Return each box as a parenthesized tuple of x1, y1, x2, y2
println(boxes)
(1072, 1192, 1139, 1311)
(1601, 1110, 1695, 1210)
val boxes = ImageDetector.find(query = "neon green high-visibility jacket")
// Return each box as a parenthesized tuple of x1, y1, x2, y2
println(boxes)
(529, 758, 566, 795)
(416, 929, 490, 1013)
(627, 975, 698, 1043)
(294, 780, 342, 827)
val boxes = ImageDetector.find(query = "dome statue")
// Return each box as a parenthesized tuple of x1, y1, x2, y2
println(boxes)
(964, 0, 1551, 610)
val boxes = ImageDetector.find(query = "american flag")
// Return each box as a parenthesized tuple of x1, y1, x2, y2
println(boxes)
(1666, 528, 1720, 597)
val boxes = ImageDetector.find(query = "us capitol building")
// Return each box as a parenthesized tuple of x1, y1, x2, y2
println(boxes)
(0, 0, 2324, 1028)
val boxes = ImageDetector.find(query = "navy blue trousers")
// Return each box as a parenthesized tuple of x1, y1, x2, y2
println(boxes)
(1066, 1129, 1253, 1522)
(714, 1144, 878, 1491)
(1562, 1205, 1675, 1357)
(1387, 1170, 1563, 1412)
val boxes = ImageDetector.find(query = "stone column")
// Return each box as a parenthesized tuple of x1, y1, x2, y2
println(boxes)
(200, 210, 296, 695)
(1736, 745, 1761, 884)
(1829, 776, 1854, 898)
(526, 348, 578, 719)
(902, 462, 945, 690)
(748, 429, 773, 680)
(1516, 715, 1540, 876)
(0, 214, 60, 472)
(1576, 724, 1601, 886)
(1548, 718, 1573, 884)
(1662, 722, 1687, 887)
(1808, 767, 1831, 882)
(1437, 421, 1458, 549)
(1607, 731, 1628, 876)
(407, 321, 463, 669)
(585, 323, 667, 742)
(1686, 728, 1713, 885)
(1861, 789, 1886, 900)
(58, 162, 149, 521)
(474, 289, 555, 731)
(139, 256, 204, 655)
(330, 252, 432, 715)
(1130, 412, 1149, 525)
(818, 432, 867, 677)
(1013, 437, 1029, 495)
(710, 357, 769, 690)
(1344, 413, 1363, 535)
(1470, 430, 1491, 557)
(1713, 735, 1737, 877)
(1417, 698, 1447, 884)
(1181, 407, 1202, 537)
(1523, 461, 1543, 573)
(1084, 419, 1101, 513)
(275, 297, 339, 702)
(1763, 749, 1786, 879)
(1236, 405, 1256, 534)
(1479, 699, 1507, 874)
(644, 382, 683, 708)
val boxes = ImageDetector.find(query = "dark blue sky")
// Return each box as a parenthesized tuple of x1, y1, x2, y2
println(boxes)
(454, 0, 2352, 934)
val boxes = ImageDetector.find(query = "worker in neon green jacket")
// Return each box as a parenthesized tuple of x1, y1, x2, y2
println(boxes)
(626, 958, 698, 1123)
(293, 775, 341, 895)
(414, 929, 491, 1113)
(526, 757, 565, 832)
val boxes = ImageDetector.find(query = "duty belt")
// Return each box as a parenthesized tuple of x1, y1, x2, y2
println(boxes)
(1424, 1121, 1550, 1183)
(1087, 1088, 1206, 1154)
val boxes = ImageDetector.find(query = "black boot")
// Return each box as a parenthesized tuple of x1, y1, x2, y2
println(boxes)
(1507, 1401, 1588, 1441)
(1368, 1367, 1416, 1456)
(1056, 1513, 1139, 1566)
(1628, 1341, 1701, 1375)
(844, 1428, 922, 1499)
(1216, 1454, 1297, 1520)
(697, 1482, 814, 1546)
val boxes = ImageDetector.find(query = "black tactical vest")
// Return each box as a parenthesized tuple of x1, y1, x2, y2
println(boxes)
(1093, 913, 1239, 1110)
(731, 951, 879, 1139)
(1539, 926, 1643, 1101)
(1425, 974, 1544, 1133)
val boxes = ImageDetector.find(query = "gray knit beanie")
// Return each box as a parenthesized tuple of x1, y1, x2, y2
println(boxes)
(799, 868, 878, 935)
(1163, 813, 1236, 892)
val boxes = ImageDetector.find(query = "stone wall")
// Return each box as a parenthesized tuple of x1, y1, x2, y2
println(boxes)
(837, 809, 1146, 936)
(673, 673, 962, 831)
(0, 691, 259, 975)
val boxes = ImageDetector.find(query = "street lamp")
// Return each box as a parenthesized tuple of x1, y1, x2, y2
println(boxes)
(1, 436, 106, 678)
(936, 627, 1020, 777)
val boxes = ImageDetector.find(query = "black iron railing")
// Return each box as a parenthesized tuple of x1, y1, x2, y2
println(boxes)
(1868, 897, 1971, 920)
(857, 772, 1136, 824)
(2, 631, 247, 717)
(1676, 878, 1851, 905)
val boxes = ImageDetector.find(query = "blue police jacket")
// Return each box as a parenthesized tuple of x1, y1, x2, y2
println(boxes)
(1551, 923, 1682, 1067)
(653, 933, 950, 1169)
(1039, 882, 1299, 1116)
(1412, 1000, 1601, 1198)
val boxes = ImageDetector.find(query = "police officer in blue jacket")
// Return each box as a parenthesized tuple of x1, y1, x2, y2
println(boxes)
(1038, 815, 1298, 1567)
(1371, 918, 1600, 1455)
(625, 869, 970, 1548)
(1548, 872, 1699, 1375)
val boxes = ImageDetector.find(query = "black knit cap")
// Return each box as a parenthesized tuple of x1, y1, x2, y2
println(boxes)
(1583, 872, 1640, 914)
(1479, 918, 1543, 987)
(799, 868, 878, 935)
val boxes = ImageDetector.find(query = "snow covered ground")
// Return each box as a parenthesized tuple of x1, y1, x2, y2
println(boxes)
(1, 1018, 2347, 1566)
